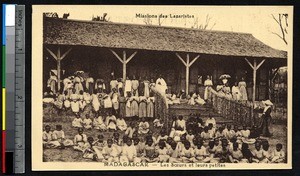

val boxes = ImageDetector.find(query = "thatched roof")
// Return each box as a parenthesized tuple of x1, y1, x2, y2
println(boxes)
(44, 17, 287, 59)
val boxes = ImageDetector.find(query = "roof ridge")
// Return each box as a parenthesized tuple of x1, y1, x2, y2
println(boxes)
(45, 17, 252, 35)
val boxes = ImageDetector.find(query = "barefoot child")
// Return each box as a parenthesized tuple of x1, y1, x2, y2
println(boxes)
(102, 138, 120, 162)
(106, 112, 117, 131)
(83, 114, 93, 130)
(252, 142, 264, 163)
(194, 139, 209, 163)
(93, 113, 106, 131)
(116, 116, 128, 131)
(168, 141, 180, 163)
(138, 117, 150, 134)
(229, 142, 243, 163)
(157, 140, 169, 162)
(52, 124, 74, 148)
(72, 114, 83, 128)
(82, 137, 98, 161)
(271, 143, 285, 163)
(43, 125, 54, 148)
(120, 138, 140, 163)
(143, 138, 159, 163)
(180, 141, 195, 163)
(73, 128, 88, 152)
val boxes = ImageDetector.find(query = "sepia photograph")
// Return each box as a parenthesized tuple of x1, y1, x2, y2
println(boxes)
(32, 5, 293, 170)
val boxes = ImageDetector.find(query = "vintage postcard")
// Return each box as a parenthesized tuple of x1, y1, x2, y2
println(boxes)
(32, 5, 293, 170)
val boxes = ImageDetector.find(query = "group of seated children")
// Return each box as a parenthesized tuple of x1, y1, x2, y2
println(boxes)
(166, 90, 206, 106)
(43, 114, 285, 163)
(71, 111, 160, 135)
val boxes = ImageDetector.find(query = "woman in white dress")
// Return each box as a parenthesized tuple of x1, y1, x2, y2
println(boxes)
(238, 77, 248, 101)
(83, 91, 92, 104)
(147, 96, 155, 118)
(47, 72, 58, 94)
(125, 76, 132, 97)
(155, 75, 167, 95)
(74, 75, 84, 94)
(91, 89, 100, 112)
(70, 89, 80, 114)
(204, 75, 213, 100)
(85, 77, 94, 95)
(232, 82, 241, 101)
(111, 88, 119, 112)
(144, 78, 150, 98)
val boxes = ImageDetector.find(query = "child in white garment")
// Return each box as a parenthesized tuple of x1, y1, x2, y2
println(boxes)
(116, 116, 128, 131)
(271, 143, 285, 163)
(73, 128, 88, 152)
(120, 138, 140, 163)
(83, 114, 93, 130)
(72, 114, 83, 128)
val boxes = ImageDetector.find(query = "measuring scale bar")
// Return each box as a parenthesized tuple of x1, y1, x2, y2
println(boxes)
(2, 4, 25, 174)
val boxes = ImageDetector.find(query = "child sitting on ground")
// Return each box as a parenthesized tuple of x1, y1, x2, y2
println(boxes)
(93, 113, 106, 131)
(180, 141, 195, 163)
(82, 137, 97, 161)
(252, 141, 264, 163)
(73, 128, 88, 152)
(43, 125, 54, 148)
(83, 114, 93, 130)
(138, 117, 150, 134)
(153, 118, 164, 128)
(125, 122, 137, 138)
(133, 138, 145, 158)
(116, 116, 127, 131)
(167, 140, 180, 163)
(52, 124, 74, 148)
(120, 138, 140, 163)
(142, 138, 159, 163)
(229, 142, 243, 163)
(92, 135, 107, 161)
(194, 139, 209, 163)
(157, 140, 170, 162)
(105, 112, 117, 131)
(271, 143, 285, 163)
(156, 129, 168, 145)
(102, 138, 120, 162)
(72, 114, 83, 128)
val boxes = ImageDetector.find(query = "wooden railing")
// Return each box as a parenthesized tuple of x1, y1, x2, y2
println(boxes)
(151, 87, 169, 130)
(208, 87, 259, 127)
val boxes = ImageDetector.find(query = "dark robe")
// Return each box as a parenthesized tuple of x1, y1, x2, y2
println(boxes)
(259, 107, 272, 137)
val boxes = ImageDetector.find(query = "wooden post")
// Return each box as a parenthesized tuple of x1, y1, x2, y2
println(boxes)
(245, 58, 266, 102)
(252, 59, 257, 102)
(110, 49, 137, 83)
(175, 53, 200, 95)
(46, 47, 72, 92)
(123, 51, 127, 82)
(186, 54, 190, 94)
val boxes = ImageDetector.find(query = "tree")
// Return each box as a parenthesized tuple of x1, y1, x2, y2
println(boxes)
(92, 13, 110, 22)
(143, 16, 165, 26)
(143, 17, 153, 25)
(271, 14, 288, 45)
(191, 14, 216, 30)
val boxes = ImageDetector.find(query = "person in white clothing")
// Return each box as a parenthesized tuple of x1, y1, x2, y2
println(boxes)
(116, 116, 127, 131)
(120, 139, 140, 163)
(124, 76, 132, 97)
(155, 75, 168, 94)
(204, 75, 213, 100)
(232, 82, 241, 101)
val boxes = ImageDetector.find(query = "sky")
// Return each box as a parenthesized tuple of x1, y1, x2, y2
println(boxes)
(37, 5, 293, 51)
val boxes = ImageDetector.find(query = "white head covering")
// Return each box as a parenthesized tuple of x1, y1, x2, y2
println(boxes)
(262, 100, 273, 106)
